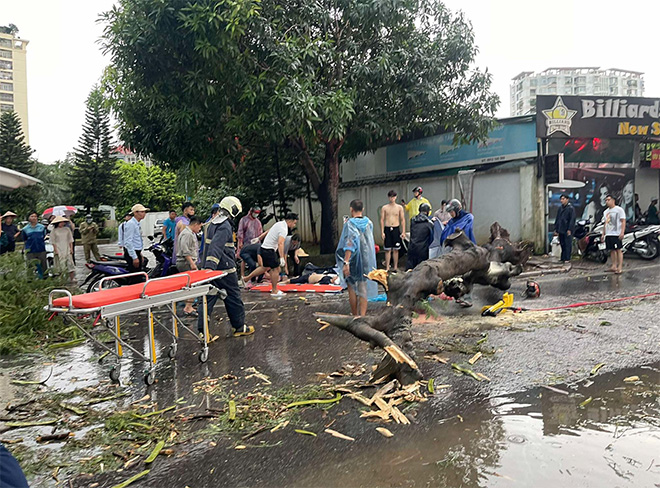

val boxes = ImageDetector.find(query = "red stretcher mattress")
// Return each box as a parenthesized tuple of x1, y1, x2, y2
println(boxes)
(52, 270, 225, 309)
(249, 283, 342, 293)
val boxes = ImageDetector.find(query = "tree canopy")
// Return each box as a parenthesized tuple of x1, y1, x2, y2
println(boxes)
(113, 161, 184, 216)
(69, 88, 116, 211)
(102, 0, 498, 252)
(0, 111, 37, 217)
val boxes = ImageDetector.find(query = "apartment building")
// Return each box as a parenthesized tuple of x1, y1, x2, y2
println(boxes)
(511, 67, 644, 116)
(0, 30, 29, 144)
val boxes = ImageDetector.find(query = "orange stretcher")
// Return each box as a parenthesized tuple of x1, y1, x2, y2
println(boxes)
(46, 269, 226, 385)
(248, 283, 342, 293)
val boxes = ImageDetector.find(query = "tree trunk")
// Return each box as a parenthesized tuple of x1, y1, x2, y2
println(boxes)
(305, 174, 318, 244)
(318, 142, 340, 254)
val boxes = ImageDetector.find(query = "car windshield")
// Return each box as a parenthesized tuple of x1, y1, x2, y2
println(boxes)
(155, 220, 164, 225)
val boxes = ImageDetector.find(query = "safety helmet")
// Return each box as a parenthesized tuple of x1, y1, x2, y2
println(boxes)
(413, 186, 423, 194)
(219, 196, 242, 218)
(522, 281, 540, 298)
(419, 203, 431, 215)
(446, 198, 462, 214)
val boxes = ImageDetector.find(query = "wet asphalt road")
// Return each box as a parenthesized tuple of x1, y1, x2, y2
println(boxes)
(2, 249, 659, 487)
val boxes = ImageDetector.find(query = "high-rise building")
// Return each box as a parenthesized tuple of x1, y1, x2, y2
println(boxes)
(0, 29, 29, 145)
(510, 67, 644, 116)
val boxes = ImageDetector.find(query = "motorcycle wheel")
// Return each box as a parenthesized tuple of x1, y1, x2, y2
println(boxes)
(596, 250, 608, 264)
(148, 264, 162, 278)
(87, 276, 121, 293)
(638, 239, 659, 260)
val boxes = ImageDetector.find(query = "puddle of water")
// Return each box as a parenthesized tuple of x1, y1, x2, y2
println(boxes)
(287, 364, 660, 488)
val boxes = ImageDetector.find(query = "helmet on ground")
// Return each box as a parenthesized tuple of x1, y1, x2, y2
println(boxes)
(413, 186, 423, 194)
(219, 196, 242, 218)
(419, 203, 431, 215)
(522, 281, 540, 298)
(446, 198, 462, 214)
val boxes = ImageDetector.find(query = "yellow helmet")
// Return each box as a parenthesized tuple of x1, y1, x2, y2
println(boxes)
(219, 196, 242, 218)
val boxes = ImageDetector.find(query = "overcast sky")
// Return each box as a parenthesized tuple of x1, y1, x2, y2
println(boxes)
(3, 0, 660, 163)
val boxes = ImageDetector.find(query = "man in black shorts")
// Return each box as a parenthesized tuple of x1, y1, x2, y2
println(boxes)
(601, 194, 626, 274)
(244, 213, 298, 296)
(380, 190, 406, 271)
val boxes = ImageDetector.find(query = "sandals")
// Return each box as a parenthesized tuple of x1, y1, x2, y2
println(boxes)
(233, 325, 255, 337)
(183, 310, 198, 317)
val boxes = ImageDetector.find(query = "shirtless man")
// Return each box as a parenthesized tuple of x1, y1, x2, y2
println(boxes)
(380, 190, 406, 271)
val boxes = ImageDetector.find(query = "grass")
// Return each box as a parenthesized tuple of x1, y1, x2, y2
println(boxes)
(0, 252, 76, 354)
(206, 384, 334, 435)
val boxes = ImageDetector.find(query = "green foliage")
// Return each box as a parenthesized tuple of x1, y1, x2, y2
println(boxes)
(0, 252, 69, 354)
(0, 111, 38, 217)
(69, 88, 116, 211)
(113, 161, 184, 216)
(32, 159, 75, 211)
(101, 0, 499, 252)
(0, 111, 33, 174)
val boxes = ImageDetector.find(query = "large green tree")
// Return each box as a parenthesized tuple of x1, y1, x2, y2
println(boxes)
(102, 0, 498, 252)
(0, 111, 37, 217)
(0, 111, 33, 175)
(113, 161, 184, 216)
(69, 88, 116, 212)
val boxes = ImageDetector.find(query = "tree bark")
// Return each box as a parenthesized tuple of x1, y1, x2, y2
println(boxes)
(318, 141, 340, 254)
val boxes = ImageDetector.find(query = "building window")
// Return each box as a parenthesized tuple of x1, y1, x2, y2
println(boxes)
(610, 87, 618, 94)
(0, 50, 11, 59)
(0, 82, 12, 91)
(530, 79, 537, 87)
(576, 76, 586, 84)
(0, 71, 12, 80)
(0, 39, 11, 48)
(0, 93, 13, 102)
(0, 60, 12, 70)
(0, 103, 13, 113)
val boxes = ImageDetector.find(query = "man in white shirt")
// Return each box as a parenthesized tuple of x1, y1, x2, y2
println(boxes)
(601, 194, 626, 274)
(243, 212, 298, 296)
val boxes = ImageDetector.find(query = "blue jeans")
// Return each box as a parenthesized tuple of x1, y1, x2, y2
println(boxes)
(197, 271, 245, 333)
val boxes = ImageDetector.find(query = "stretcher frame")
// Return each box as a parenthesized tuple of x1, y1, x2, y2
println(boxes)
(46, 271, 225, 385)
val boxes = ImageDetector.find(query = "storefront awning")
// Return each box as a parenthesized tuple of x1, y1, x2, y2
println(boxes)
(0, 166, 41, 191)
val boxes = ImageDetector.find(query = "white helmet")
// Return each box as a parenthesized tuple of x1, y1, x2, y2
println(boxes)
(219, 196, 242, 218)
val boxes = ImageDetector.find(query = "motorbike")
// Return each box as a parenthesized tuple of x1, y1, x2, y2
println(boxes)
(575, 219, 608, 263)
(576, 219, 660, 262)
(81, 238, 175, 292)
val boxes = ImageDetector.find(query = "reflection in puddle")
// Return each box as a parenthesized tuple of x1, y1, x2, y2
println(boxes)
(293, 364, 659, 488)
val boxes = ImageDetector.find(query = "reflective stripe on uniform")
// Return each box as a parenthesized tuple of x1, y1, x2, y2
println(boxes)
(206, 256, 220, 264)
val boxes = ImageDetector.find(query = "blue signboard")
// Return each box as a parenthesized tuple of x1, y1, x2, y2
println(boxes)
(385, 122, 537, 175)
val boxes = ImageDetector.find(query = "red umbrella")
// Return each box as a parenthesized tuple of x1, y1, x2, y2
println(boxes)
(42, 205, 78, 217)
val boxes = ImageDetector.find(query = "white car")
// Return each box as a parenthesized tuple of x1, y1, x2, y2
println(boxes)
(153, 219, 165, 237)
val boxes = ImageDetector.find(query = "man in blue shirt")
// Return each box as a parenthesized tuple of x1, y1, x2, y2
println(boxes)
(162, 209, 177, 241)
(21, 211, 47, 279)
(123, 204, 149, 281)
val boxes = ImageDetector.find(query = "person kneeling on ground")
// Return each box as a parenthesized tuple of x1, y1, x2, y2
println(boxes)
(197, 197, 254, 337)
(406, 203, 433, 270)
(177, 216, 203, 316)
(243, 213, 298, 296)
(336, 199, 378, 316)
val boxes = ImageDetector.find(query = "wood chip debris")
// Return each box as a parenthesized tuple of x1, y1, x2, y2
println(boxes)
(245, 367, 272, 385)
(324, 428, 354, 441)
(623, 376, 640, 383)
(376, 427, 393, 438)
(468, 352, 483, 365)
(424, 354, 449, 364)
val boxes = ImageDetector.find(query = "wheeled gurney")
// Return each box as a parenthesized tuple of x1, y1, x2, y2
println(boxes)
(46, 269, 226, 385)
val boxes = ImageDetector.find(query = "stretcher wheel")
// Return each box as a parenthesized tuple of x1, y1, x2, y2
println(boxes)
(198, 348, 209, 363)
(168, 343, 177, 359)
(109, 365, 121, 383)
(144, 370, 156, 386)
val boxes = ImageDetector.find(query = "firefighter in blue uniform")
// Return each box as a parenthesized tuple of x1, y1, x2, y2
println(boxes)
(197, 196, 255, 337)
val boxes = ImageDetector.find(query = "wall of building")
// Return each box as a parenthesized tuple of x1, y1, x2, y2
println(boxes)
(0, 33, 29, 145)
(635, 167, 660, 212)
(290, 163, 543, 250)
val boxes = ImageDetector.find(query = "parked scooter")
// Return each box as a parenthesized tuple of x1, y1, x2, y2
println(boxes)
(575, 219, 608, 263)
(81, 238, 175, 292)
(147, 237, 177, 278)
(576, 219, 660, 262)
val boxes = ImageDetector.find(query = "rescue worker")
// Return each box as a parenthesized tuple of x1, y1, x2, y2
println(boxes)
(80, 214, 102, 263)
(197, 196, 255, 337)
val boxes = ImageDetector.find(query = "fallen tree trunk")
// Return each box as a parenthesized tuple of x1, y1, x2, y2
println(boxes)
(317, 223, 531, 385)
